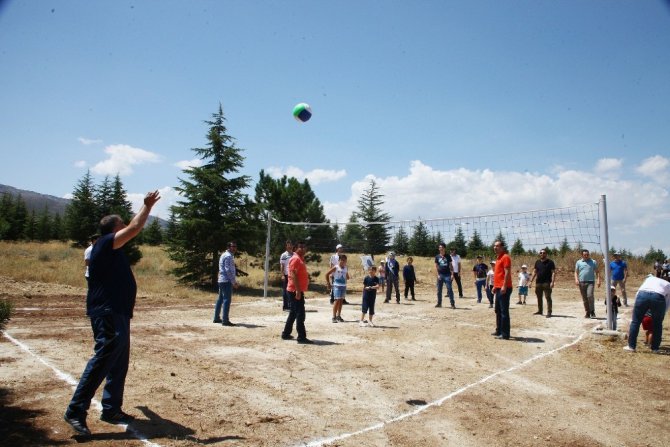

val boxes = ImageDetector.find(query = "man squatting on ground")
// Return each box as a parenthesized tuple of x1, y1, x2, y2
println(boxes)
(64, 190, 161, 436)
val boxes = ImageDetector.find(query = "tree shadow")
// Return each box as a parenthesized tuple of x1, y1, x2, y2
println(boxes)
(0, 387, 67, 446)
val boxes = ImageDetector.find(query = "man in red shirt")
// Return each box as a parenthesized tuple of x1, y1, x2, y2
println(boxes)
(281, 241, 313, 344)
(492, 240, 513, 340)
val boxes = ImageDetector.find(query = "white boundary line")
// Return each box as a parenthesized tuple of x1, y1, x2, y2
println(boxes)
(2, 331, 164, 447)
(296, 329, 589, 447)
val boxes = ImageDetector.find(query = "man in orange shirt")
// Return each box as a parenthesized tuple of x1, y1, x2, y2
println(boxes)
(492, 240, 513, 340)
(281, 241, 313, 344)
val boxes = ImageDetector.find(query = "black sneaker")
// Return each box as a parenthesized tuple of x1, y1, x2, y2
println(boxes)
(213, 318, 222, 323)
(100, 410, 135, 425)
(450, 304, 456, 309)
(222, 321, 236, 326)
(297, 338, 314, 344)
(64, 413, 91, 436)
(281, 334, 294, 340)
(343, 299, 350, 305)
(336, 316, 344, 322)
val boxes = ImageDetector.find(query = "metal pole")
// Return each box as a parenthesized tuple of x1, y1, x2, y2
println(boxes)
(599, 195, 613, 330)
(263, 211, 272, 300)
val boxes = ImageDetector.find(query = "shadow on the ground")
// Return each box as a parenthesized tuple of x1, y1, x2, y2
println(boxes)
(512, 336, 544, 343)
(0, 387, 67, 446)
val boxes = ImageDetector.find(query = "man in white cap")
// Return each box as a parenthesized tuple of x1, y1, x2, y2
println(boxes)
(329, 244, 349, 304)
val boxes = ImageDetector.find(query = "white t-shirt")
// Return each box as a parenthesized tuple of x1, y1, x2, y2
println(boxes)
(451, 254, 461, 273)
(84, 245, 93, 278)
(279, 250, 293, 276)
(518, 271, 530, 287)
(637, 276, 670, 310)
(486, 269, 495, 287)
(330, 253, 340, 268)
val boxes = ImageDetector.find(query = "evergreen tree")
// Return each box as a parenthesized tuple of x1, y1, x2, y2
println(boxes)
(409, 221, 433, 256)
(36, 206, 52, 242)
(493, 231, 507, 250)
(8, 194, 28, 240)
(355, 179, 391, 255)
(340, 213, 366, 253)
(448, 227, 468, 258)
(95, 176, 114, 218)
(392, 226, 410, 255)
(0, 192, 14, 239)
(23, 209, 37, 241)
(166, 104, 260, 288)
(511, 238, 525, 256)
(559, 238, 571, 256)
(51, 213, 66, 241)
(254, 170, 335, 261)
(65, 171, 99, 246)
(644, 246, 666, 265)
(468, 229, 487, 258)
(143, 219, 164, 246)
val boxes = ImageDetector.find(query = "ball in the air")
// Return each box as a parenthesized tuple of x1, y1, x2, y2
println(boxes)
(292, 103, 312, 123)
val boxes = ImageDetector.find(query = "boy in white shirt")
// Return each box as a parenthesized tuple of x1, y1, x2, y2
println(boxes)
(517, 264, 531, 305)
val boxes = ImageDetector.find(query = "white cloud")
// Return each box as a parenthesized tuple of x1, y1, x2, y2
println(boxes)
(594, 158, 622, 178)
(635, 155, 669, 183)
(174, 158, 204, 170)
(322, 159, 670, 254)
(91, 144, 161, 176)
(73, 160, 87, 168)
(266, 165, 347, 185)
(78, 137, 102, 145)
(127, 186, 180, 220)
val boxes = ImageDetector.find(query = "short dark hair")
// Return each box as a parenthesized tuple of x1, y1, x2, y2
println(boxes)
(99, 215, 122, 235)
(338, 254, 347, 261)
(227, 241, 237, 249)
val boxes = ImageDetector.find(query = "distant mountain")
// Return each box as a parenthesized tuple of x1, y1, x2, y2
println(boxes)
(0, 184, 167, 227)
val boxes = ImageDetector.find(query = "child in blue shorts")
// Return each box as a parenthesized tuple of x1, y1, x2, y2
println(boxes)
(517, 264, 530, 305)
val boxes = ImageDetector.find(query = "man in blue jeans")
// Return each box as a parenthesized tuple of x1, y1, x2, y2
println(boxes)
(214, 241, 239, 326)
(624, 275, 670, 353)
(64, 190, 160, 436)
(434, 243, 454, 308)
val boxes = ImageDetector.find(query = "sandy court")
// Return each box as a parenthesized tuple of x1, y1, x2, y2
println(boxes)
(1, 277, 669, 446)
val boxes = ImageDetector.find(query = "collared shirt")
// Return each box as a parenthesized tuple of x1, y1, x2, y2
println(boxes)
(576, 258, 597, 282)
(218, 249, 237, 284)
(288, 253, 309, 292)
(610, 259, 627, 281)
(494, 253, 512, 288)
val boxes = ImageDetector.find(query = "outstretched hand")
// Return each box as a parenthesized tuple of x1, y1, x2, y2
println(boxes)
(144, 190, 161, 207)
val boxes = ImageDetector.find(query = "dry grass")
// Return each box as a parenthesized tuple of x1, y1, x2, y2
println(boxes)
(0, 242, 653, 304)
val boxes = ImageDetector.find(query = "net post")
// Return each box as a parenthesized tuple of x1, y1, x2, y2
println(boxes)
(599, 195, 613, 330)
(263, 211, 272, 300)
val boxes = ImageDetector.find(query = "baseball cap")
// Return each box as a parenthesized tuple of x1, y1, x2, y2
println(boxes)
(490, 260, 496, 265)
(521, 264, 527, 268)
(476, 255, 483, 259)
(389, 251, 396, 256)
(336, 244, 343, 249)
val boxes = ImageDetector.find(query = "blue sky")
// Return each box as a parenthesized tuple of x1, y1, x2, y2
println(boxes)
(1, 0, 669, 255)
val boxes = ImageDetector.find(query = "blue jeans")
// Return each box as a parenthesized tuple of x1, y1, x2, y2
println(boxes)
(628, 291, 667, 350)
(475, 279, 486, 302)
(436, 274, 454, 306)
(282, 291, 307, 340)
(214, 282, 233, 323)
(495, 288, 512, 338)
(67, 313, 130, 417)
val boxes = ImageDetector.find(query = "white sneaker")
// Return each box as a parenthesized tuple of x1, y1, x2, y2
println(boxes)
(368, 320, 375, 327)
(623, 346, 636, 353)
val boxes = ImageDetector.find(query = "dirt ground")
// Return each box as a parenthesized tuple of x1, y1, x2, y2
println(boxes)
(1, 273, 669, 447)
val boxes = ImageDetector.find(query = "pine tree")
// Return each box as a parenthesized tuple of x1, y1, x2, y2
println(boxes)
(468, 229, 487, 258)
(0, 192, 14, 239)
(23, 210, 37, 241)
(559, 238, 571, 256)
(493, 231, 507, 251)
(95, 176, 114, 218)
(65, 171, 99, 246)
(340, 213, 366, 253)
(166, 104, 260, 288)
(36, 206, 52, 242)
(511, 238, 525, 256)
(409, 221, 432, 256)
(355, 179, 391, 256)
(143, 219, 164, 246)
(51, 213, 66, 241)
(392, 226, 410, 255)
(448, 227, 468, 258)
(8, 194, 28, 240)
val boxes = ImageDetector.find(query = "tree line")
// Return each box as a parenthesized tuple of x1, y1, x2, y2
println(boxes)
(1, 104, 665, 289)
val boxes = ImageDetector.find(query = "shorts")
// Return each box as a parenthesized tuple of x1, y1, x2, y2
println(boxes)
(518, 286, 528, 296)
(333, 287, 346, 300)
(642, 315, 653, 331)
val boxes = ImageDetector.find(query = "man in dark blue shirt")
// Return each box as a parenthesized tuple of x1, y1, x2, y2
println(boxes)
(64, 190, 160, 436)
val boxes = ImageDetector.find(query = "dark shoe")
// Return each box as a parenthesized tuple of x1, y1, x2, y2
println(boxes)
(213, 318, 222, 323)
(495, 335, 510, 340)
(435, 304, 442, 308)
(64, 413, 91, 436)
(450, 304, 456, 309)
(546, 313, 552, 318)
(281, 334, 294, 340)
(489, 304, 493, 308)
(297, 338, 314, 344)
(533, 311, 542, 315)
(336, 315, 344, 322)
(516, 301, 523, 305)
(222, 321, 236, 327)
(411, 298, 416, 301)
(384, 300, 390, 303)
(396, 300, 400, 304)
(590, 313, 596, 319)
(100, 410, 134, 425)
(330, 297, 334, 304)
(491, 332, 501, 336)
(343, 299, 350, 305)
(585, 312, 590, 318)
